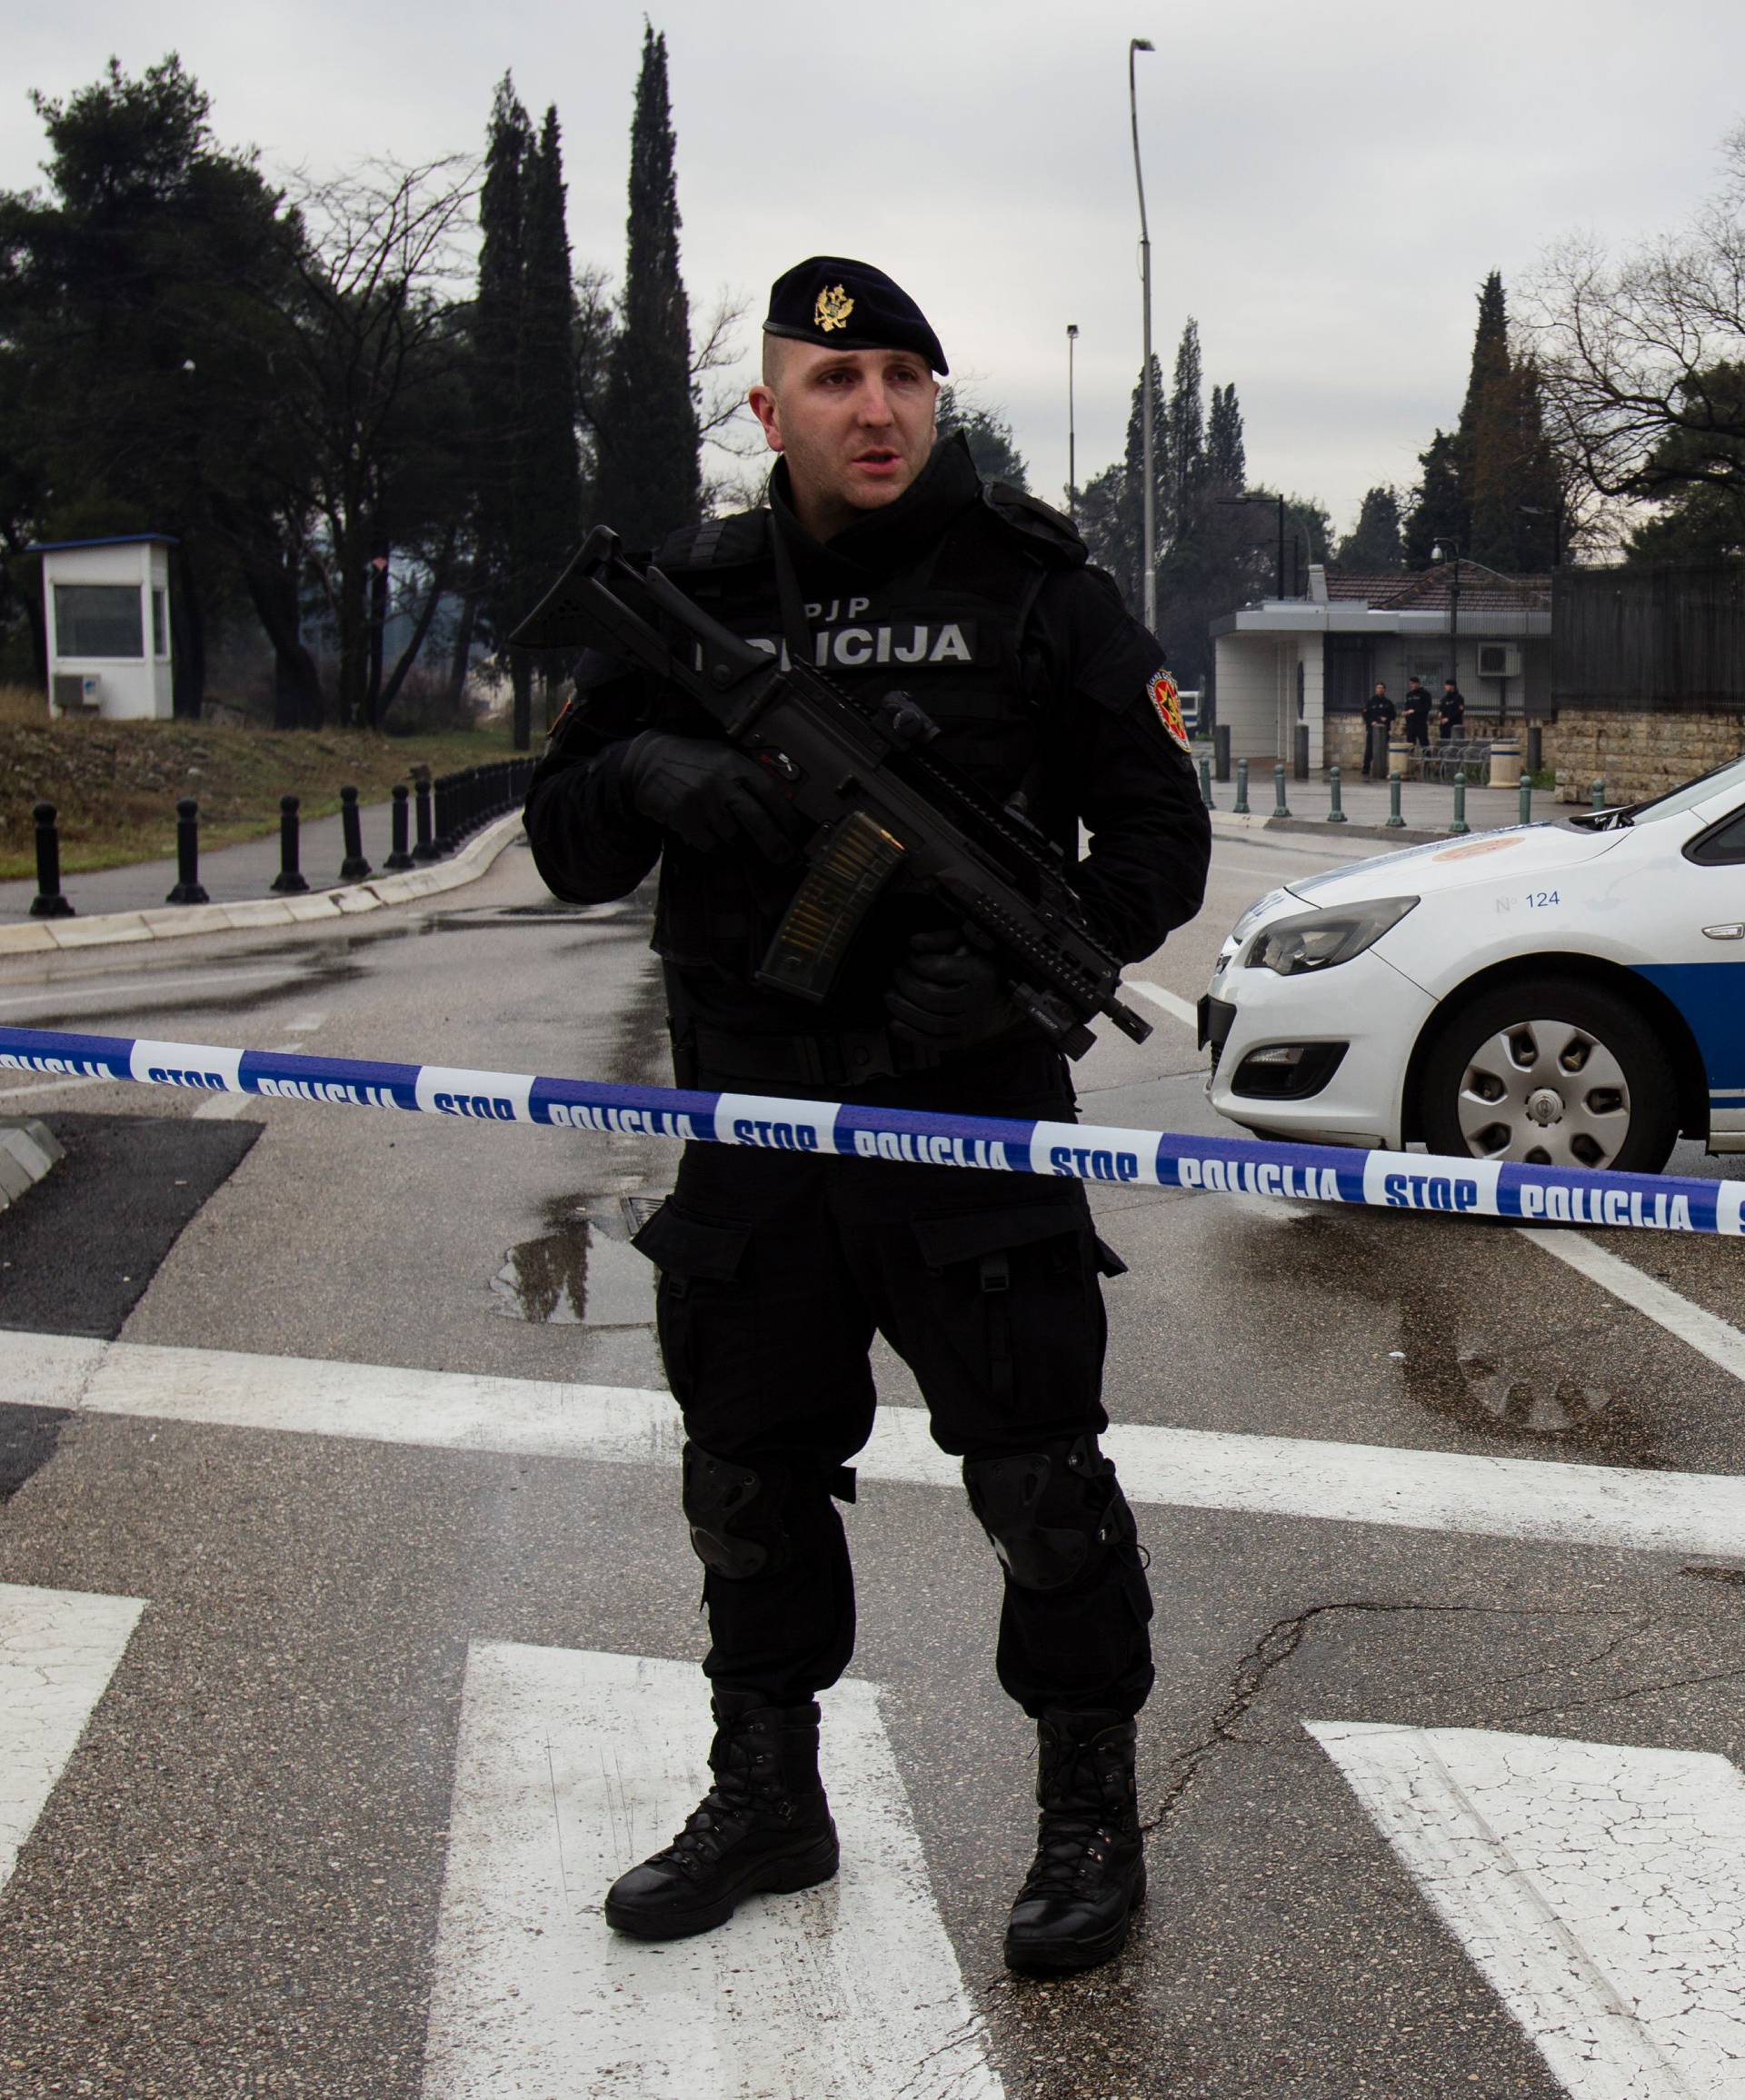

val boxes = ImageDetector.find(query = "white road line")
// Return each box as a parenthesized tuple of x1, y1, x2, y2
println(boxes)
(1311, 1719, 1745, 2099)
(420, 1646, 1001, 2100)
(22, 1327, 1745, 1559)
(1127, 979, 1199, 1029)
(0, 1583, 145, 1895)
(1520, 1227, 1745, 1386)
(0, 965, 296, 1015)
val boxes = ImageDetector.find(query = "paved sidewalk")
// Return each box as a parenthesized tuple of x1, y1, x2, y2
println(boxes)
(0, 795, 405, 923)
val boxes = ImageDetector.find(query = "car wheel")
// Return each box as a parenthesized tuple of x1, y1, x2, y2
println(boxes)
(1420, 978, 1679, 1175)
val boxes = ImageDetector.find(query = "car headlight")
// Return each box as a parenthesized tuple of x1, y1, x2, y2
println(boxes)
(1228, 887, 1290, 944)
(1242, 895, 1419, 976)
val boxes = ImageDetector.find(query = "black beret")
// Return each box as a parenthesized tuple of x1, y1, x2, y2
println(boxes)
(763, 255, 949, 375)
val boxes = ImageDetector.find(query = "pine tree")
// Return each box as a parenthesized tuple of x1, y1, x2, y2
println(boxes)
(1403, 430, 1465, 569)
(936, 384, 1028, 489)
(473, 75, 534, 744)
(1338, 486, 1405, 572)
(1206, 383, 1245, 495)
(598, 25, 700, 551)
(1165, 318, 1206, 540)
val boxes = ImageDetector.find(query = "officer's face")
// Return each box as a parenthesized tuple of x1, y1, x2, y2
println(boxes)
(750, 343, 938, 539)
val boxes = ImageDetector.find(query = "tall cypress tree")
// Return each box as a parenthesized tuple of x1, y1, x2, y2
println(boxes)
(598, 25, 699, 550)
(474, 75, 535, 745)
(1110, 354, 1169, 614)
(1165, 319, 1206, 541)
(523, 104, 583, 715)
(1454, 272, 1510, 515)
(1206, 382, 1246, 495)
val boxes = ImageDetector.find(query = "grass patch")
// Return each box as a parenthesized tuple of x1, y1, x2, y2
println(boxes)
(0, 689, 524, 880)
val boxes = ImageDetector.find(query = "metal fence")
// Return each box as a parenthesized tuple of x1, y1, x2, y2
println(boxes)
(1553, 562, 1745, 712)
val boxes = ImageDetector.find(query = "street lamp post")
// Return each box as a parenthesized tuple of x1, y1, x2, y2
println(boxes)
(1218, 491, 1288, 599)
(1066, 323, 1080, 526)
(1129, 37, 1155, 633)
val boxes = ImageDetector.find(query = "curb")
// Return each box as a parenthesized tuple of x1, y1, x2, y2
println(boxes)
(0, 811, 527, 958)
(0, 1118, 64, 1212)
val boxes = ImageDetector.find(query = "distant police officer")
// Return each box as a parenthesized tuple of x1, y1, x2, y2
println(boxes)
(522, 256, 1210, 1975)
(1361, 682, 1396, 775)
(1401, 675, 1432, 749)
(1440, 677, 1467, 741)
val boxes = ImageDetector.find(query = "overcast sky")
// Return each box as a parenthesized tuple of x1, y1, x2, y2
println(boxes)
(8, 0, 1744, 541)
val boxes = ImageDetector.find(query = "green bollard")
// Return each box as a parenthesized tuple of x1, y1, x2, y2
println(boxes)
(1327, 764, 1348, 823)
(1271, 762, 1291, 820)
(1198, 755, 1215, 811)
(1519, 772, 1532, 825)
(1233, 758, 1251, 815)
(1450, 772, 1470, 836)
(1590, 777, 1606, 811)
(1384, 774, 1405, 829)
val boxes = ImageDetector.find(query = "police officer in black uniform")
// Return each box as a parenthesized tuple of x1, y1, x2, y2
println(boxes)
(1361, 682, 1395, 776)
(1439, 677, 1467, 741)
(522, 257, 1211, 1976)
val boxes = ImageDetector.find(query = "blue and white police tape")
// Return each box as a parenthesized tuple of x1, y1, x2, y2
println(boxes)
(2, 1022, 1739, 1235)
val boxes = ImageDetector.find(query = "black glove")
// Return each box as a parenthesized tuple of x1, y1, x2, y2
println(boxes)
(619, 732, 797, 861)
(884, 929, 1018, 1047)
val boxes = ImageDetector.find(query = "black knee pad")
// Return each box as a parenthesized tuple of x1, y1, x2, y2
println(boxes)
(962, 1434, 1137, 1591)
(681, 1441, 795, 1580)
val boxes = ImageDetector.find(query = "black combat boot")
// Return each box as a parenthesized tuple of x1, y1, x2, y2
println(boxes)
(1003, 1709, 1145, 1975)
(603, 1697, 839, 1941)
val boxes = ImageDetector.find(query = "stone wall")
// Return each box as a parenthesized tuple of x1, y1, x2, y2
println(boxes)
(1544, 708, 1745, 803)
(1324, 714, 1369, 771)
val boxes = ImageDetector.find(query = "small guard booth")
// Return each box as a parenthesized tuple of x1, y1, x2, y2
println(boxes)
(33, 533, 175, 720)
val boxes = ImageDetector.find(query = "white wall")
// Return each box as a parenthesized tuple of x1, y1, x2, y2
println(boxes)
(1213, 633, 1285, 761)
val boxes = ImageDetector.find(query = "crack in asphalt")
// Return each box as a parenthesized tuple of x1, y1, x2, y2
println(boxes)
(1138, 1597, 1634, 1841)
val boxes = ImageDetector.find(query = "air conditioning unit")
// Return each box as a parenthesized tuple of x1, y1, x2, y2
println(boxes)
(51, 673, 101, 716)
(1477, 643, 1521, 680)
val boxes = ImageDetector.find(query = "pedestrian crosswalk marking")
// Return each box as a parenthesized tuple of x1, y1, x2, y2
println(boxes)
(20, 1325, 1745, 1561)
(420, 1646, 1002, 2100)
(1311, 1720, 1745, 2099)
(0, 1583, 145, 1896)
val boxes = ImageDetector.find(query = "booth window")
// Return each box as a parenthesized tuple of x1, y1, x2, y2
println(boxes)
(55, 584, 144, 659)
(152, 588, 167, 657)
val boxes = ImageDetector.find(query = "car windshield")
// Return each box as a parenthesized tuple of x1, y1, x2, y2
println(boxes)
(1623, 753, 1745, 826)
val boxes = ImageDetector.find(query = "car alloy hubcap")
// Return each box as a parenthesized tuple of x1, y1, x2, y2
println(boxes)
(1456, 1020, 1631, 1169)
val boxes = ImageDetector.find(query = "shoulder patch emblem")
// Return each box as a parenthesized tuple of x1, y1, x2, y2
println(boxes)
(1147, 668, 1191, 753)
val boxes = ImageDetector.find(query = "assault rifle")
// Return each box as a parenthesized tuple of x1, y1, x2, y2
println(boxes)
(513, 526, 1152, 1060)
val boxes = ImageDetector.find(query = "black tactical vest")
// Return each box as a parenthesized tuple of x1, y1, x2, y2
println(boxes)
(644, 473, 1085, 1027)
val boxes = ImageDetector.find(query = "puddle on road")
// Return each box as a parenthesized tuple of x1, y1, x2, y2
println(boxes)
(493, 1193, 665, 1325)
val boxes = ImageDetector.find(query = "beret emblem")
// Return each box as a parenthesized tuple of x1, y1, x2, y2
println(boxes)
(813, 284, 855, 333)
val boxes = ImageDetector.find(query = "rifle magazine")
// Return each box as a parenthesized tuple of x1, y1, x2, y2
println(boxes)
(753, 811, 908, 1003)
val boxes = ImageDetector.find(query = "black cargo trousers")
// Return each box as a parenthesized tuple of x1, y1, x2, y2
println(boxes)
(632, 1035, 1155, 1720)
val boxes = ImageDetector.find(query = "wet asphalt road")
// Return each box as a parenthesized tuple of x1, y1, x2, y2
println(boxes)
(2, 830, 1745, 2096)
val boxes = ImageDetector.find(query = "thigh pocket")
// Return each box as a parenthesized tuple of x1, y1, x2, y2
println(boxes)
(632, 1200, 754, 1403)
(907, 1199, 1121, 1415)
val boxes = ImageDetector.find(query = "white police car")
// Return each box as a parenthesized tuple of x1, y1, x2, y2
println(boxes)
(1198, 757, 1745, 1173)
